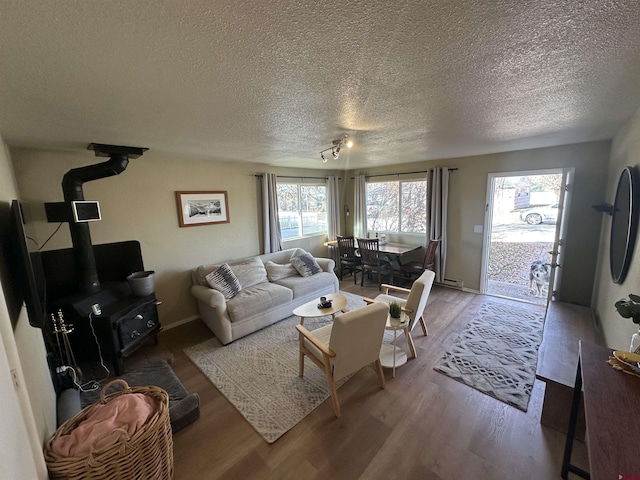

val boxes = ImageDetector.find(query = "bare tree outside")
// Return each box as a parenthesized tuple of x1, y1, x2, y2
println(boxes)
(366, 180, 426, 233)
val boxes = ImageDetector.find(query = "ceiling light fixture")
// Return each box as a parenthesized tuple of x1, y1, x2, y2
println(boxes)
(320, 134, 352, 163)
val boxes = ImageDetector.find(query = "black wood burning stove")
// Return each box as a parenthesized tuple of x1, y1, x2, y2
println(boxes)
(42, 242, 161, 375)
(43, 144, 160, 377)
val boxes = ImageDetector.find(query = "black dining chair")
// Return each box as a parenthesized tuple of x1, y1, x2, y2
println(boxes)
(336, 235, 361, 283)
(397, 237, 441, 286)
(357, 238, 393, 290)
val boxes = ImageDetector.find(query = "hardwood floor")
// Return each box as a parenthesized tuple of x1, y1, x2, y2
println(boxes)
(137, 279, 589, 479)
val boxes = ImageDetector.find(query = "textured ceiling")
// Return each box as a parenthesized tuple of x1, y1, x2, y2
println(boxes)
(1, 0, 640, 169)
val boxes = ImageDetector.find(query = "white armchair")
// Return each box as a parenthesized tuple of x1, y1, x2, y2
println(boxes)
(295, 302, 389, 417)
(364, 269, 435, 358)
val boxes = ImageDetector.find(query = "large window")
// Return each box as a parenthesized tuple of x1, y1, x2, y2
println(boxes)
(277, 183, 327, 239)
(366, 180, 427, 233)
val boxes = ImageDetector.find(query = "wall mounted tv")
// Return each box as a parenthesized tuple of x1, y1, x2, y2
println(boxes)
(8, 200, 47, 329)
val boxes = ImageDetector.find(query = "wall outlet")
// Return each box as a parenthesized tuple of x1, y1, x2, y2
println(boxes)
(91, 304, 102, 315)
(473, 225, 483, 233)
(10, 369, 19, 389)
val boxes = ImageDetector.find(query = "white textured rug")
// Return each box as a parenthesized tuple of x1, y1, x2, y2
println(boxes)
(434, 302, 545, 412)
(185, 291, 393, 443)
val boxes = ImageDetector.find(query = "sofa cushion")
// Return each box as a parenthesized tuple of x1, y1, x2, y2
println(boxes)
(265, 261, 298, 281)
(274, 271, 336, 299)
(205, 264, 241, 300)
(193, 264, 220, 287)
(226, 282, 293, 322)
(291, 252, 322, 277)
(230, 256, 268, 289)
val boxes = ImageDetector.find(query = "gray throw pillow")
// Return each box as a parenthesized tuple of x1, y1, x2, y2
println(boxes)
(229, 256, 268, 289)
(205, 263, 241, 300)
(265, 261, 299, 281)
(290, 252, 322, 277)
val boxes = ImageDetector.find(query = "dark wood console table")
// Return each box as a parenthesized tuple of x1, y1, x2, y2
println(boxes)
(562, 341, 640, 479)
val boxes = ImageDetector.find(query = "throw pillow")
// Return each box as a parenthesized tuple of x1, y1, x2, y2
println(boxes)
(290, 252, 322, 277)
(229, 256, 268, 289)
(205, 264, 241, 300)
(265, 261, 298, 281)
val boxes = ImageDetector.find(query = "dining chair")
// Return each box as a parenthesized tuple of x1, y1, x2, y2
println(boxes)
(397, 237, 441, 286)
(295, 302, 389, 417)
(357, 237, 393, 290)
(336, 235, 361, 284)
(363, 269, 436, 357)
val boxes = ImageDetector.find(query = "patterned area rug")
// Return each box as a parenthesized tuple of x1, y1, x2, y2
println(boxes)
(434, 302, 544, 412)
(185, 291, 393, 443)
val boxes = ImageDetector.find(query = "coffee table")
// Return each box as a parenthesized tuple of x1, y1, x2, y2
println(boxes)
(293, 293, 348, 325)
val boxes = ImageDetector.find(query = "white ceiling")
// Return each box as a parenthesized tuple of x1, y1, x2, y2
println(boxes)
(1, 1, 640, 169)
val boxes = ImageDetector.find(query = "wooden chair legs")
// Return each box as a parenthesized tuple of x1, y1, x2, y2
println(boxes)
(375, 359, 385, 389)
(418, 316, 428, 336)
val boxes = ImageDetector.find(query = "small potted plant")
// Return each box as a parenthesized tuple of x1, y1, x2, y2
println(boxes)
(388, 301, 402, 326)
(614, 294, 640, 353)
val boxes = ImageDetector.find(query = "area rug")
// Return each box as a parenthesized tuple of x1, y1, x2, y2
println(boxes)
(185, 291, 394, 443)
(434, 302, 544, 412)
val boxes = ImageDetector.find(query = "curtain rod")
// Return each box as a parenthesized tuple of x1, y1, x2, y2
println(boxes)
(350, 167, 458, 180)
(254, 174, 338, 180)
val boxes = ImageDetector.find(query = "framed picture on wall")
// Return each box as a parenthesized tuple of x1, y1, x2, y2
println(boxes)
(175, 191, 230, 227)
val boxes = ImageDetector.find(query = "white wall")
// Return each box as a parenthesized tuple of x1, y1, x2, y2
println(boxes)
(0, 137, 51, 480)
(594, 108, 640, 349)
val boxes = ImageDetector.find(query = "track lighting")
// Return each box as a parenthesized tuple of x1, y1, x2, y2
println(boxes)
(320, 134, 352, 162)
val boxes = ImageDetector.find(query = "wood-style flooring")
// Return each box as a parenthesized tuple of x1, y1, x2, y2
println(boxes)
(137, 278, 589, 479)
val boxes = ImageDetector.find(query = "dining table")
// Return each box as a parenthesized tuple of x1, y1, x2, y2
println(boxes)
(325, 240, 421, 268)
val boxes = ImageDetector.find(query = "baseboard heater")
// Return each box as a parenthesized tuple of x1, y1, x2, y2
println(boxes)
(440, 278, 464, 289)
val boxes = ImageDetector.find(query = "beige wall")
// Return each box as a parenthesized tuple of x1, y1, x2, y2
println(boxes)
(594, 109, 640, 350)
(0, 137, 52, 479)
(12, 148, 341, 327)
(348, 140, 611, 305)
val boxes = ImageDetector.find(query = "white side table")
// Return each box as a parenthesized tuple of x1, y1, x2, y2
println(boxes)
(379, 313, 411, 378)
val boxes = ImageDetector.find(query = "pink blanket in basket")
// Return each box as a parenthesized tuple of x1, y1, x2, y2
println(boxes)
(52, 393, 157, 457)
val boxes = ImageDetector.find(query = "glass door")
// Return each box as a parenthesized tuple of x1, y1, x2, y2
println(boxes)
(481, 169, 570, 305)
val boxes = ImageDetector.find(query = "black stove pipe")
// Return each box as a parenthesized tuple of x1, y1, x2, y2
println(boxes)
(62, 154, 130, 294)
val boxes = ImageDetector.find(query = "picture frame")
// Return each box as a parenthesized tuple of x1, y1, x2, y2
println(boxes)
(175, 191, 230, 227)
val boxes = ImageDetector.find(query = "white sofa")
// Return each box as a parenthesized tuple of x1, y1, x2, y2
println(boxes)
(191, 248, 339, 344)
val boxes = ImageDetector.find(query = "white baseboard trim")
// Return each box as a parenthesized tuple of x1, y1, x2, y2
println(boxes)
(462, 287, 481, 294)
(162, 315, 199, 330)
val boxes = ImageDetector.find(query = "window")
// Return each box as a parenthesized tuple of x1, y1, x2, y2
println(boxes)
(277, 183, 327, 239)
(366, 180, 426, 233)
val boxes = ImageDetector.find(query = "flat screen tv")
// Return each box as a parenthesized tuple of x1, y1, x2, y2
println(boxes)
(8, 200, 47, 328)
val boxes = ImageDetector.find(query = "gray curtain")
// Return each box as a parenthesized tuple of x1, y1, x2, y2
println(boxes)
(426, 168, 449, 283)
(262, 173, 282, 253)
(353, 174, 367, 239)
(326, 175, 340, 241)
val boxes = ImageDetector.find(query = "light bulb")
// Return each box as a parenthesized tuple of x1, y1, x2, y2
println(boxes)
(346, 140, 353, 148)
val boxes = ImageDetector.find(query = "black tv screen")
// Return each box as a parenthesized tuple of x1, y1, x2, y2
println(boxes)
(8, 200, 47, 328)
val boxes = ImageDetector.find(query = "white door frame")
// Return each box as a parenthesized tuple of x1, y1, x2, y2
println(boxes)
(480, 168, 572, 299)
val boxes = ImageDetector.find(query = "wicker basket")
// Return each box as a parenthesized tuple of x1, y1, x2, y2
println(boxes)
(44, 379, 174, 480)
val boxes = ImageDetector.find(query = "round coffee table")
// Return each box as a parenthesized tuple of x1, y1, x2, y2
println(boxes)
(292, 293, 348, 325)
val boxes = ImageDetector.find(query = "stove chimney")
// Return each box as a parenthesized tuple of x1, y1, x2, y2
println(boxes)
(46, 143, 148, 294)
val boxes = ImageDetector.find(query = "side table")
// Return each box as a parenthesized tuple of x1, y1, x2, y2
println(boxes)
(379, 313, 415, 377)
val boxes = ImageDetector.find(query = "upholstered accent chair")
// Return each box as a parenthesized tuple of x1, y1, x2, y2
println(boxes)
(364, 269, 435, 358)
(356, 237, 392, 290)
(295, 302, 389, 417)
(336, 235, 361, 283)
(397, 237, 441, 285)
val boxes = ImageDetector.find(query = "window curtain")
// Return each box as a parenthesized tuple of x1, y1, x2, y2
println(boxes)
(426, 168, 449, 283)
(262, 173, 282, 253)
(326, 175, 340, 241)
(353, 174, 367, 239)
